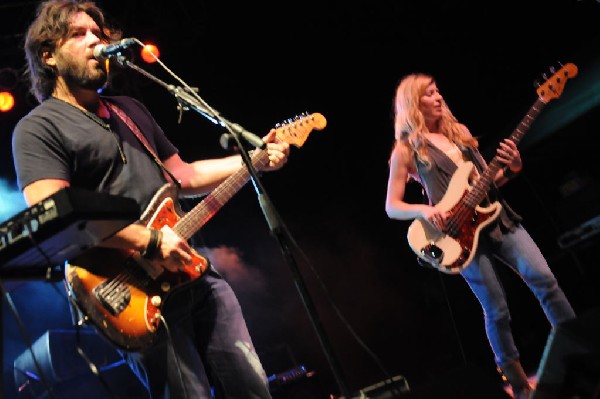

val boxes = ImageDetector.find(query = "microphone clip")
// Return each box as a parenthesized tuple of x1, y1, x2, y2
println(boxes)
(220, 125, 265, 151)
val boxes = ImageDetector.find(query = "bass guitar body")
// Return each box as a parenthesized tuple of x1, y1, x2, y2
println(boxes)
(407, 161, 502, 274)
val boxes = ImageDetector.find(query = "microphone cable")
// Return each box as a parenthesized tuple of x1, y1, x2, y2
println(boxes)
(0, 281, 56, 399)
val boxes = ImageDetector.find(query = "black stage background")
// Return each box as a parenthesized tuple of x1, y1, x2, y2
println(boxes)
(2, 1, 600, 398)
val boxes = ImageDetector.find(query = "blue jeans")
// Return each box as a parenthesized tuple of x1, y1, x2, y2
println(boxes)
(122, 267, 272, 399)
(460, 225, 576, 368)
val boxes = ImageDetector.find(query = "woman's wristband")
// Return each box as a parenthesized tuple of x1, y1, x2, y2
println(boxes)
(141, 228, 162, 259)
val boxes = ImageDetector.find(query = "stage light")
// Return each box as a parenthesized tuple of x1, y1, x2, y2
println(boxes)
(141, 44, 160, 63)
(0, 91, 15, 112)
(0, 67, 18, 112)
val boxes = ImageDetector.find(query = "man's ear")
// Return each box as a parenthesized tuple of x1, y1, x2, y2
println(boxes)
(42, 50, 56, 66)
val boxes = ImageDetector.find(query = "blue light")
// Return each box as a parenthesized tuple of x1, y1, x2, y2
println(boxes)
(0, 178, 26, 222)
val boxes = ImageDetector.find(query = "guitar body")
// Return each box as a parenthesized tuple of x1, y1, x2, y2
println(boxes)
(65, 183, 209, 351)
(404, 63, 578, 273)
(407, 162, 502, 274)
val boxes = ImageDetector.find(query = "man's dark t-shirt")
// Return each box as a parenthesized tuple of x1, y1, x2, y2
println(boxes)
(12, 95, 178, 210)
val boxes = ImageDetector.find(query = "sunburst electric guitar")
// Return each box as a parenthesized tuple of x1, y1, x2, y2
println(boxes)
(65, 112, 327, 351)
(407, 63, 577, 274)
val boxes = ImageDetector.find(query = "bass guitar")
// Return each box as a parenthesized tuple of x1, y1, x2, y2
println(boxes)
(407, 63, 577, 274)
(65, 112, 327, 351)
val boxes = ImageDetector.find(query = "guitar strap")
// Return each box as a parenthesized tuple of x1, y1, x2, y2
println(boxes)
(105, 101, 182, 190)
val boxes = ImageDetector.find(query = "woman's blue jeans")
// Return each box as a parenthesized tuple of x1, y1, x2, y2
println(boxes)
(460, 225, 576, 368)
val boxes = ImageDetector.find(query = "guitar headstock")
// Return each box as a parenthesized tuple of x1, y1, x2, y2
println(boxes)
(274, 112, 327, 147)
(536, 63, 578, 103)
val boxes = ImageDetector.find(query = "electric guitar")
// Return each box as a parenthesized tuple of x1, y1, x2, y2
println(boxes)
(407, 63, 578, 274)
(65, 112, 327, 351)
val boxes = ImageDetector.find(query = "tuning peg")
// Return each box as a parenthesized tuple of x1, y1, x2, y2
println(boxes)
(533, 79, 541, 89)
(275, 112, 315, 128)
(297, 112, 308, 120)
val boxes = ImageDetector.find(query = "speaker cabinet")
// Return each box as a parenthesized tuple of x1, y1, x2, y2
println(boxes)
(13, 329, 147, 399)
(531, 307, 600, 399)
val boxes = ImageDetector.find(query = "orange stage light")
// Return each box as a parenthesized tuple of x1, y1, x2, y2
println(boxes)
(0, 91, 15, 112)
(141, 44, 160, 63)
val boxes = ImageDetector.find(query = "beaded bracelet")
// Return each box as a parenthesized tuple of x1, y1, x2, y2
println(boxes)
(141, 228, 162, 259)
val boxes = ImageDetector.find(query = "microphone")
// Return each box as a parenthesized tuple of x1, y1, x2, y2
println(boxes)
(219, 133, 235, 150)
(93, 38, 138, 60)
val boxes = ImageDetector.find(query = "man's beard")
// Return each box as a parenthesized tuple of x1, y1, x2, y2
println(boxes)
(57, 55, 107, 92)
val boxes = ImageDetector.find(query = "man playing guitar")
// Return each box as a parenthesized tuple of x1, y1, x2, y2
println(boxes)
(12, 1, 290, 398)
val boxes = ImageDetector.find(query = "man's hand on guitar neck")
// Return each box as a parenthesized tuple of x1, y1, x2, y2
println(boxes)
(258, 129, 290, 171)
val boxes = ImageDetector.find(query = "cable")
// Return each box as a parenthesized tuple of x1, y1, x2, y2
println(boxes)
(70, 296, 120, 399)
(276, 219, 406, 398)
(0, 230, 61, 398)
(0, 281, 56, 399)
(161, 314, 191, 399)
(436, 271, 468, 366)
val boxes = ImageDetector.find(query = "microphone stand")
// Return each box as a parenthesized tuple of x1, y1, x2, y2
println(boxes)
(115, 55, 351, 399)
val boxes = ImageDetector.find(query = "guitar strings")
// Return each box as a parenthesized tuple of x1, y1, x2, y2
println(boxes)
(97, 265, 141, 309)
(446, 98, 542, 238)
(176, 151, 269, 239)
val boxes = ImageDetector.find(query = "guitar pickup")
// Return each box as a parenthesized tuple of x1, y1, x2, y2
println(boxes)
(93, 281, 131, 316)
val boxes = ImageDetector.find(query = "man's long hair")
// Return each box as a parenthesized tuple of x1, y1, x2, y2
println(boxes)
(23, 0, 120, 102)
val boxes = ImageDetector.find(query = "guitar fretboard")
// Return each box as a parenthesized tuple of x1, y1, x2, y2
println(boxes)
(174, 151, 269, 241)
(464, 97, 545, 208)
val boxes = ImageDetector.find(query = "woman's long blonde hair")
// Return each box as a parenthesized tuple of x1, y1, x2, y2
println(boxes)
(393, 73, 478, 166)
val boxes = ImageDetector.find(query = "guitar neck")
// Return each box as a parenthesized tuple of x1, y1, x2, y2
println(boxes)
(173, 151, 270, 240)
(465, 97, 546, 206)
(166, 112, 326, 241)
